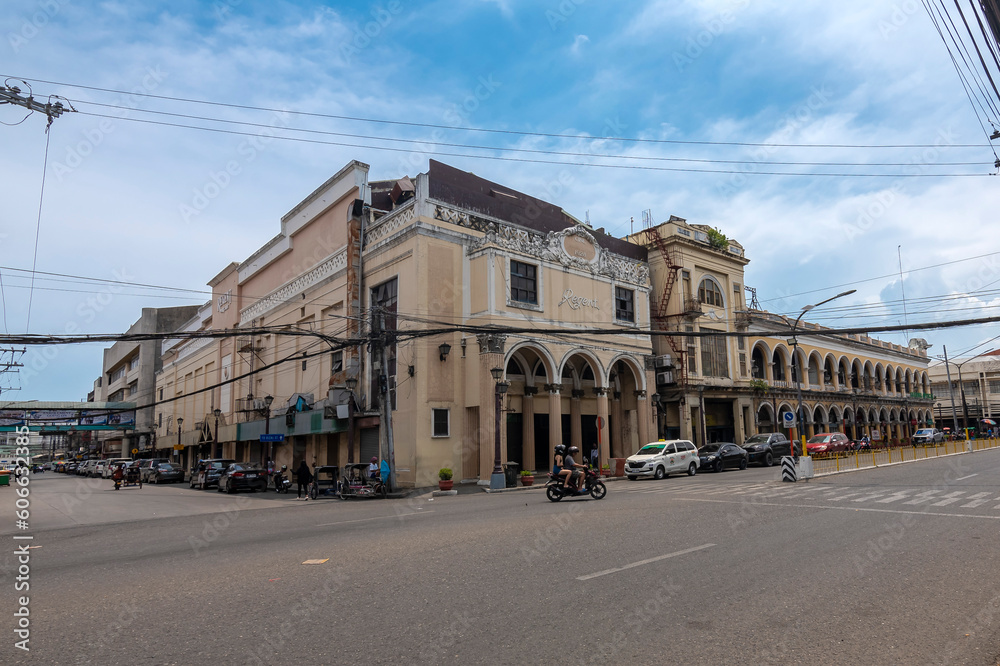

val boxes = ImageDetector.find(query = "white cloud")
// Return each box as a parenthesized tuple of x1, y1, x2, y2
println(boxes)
(570, 34, 590, 56)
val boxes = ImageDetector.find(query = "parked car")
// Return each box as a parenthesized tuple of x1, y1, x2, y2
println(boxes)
(911, 428, 945, 445)
(217, 463, 267, 493)
(138, 459, 171, 483)
(806, 433, 852, 455)
(65, 462, 79, 474)
(190, 459, 237, 489)
(742, 432, 799, 466)
(77, 461, 94, 476)
(148, 462, 184, 484)
(625, 440, 699, 480)
(102, 458, 133, 478)
(697, 443, 748, 472)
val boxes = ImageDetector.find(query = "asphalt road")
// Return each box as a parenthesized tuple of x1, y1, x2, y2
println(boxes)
(3, 451, 1000, 665)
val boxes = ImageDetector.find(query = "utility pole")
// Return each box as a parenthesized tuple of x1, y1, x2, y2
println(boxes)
(0, 83, 73, 126)
(943, 346, 961, 437)
(373, 308, 397, 492)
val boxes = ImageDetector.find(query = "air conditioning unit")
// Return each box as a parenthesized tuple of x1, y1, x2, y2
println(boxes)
(654, 354, 674, 369)
(656, 371, 675, 386)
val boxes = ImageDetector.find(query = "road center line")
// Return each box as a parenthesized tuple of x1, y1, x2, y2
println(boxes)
(576, 543, 715, 581)
(954, 474, 978, 481)
(315, 511, 433, 527)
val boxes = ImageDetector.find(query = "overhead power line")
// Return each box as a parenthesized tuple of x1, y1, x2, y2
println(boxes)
(4, 74, 994, 149)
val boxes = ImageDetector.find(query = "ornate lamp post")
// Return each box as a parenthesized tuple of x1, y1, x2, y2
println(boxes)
(262, 395, 274, 462)
(490, 366, 509, 490)
(345, 377, 358, 464)
(176, 417, 183, 466)
(213, 408, 222, 459)
(790, 289, 856, 455)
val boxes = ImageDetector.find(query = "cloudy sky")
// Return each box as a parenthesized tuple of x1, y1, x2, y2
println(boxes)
(3, 0, 1000, 401)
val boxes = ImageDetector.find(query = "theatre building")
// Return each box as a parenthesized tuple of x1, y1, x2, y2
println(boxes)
(156, 160, 655, 487)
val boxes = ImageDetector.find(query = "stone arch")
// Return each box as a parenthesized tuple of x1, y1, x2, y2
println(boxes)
(837, 355, 851, 388)
(772, 344, 791, 382)
(607, 353, 647, 393)
(851, 359, 864, 389)
(557, 349, 606, 388)
(757, 402, 776, 433)
(823, 353, 838, 388)
(808, 351, 824, 387)
(904, 368, 913, 394)
(505, 341, 556, 386)
(812, 404, 828, 432)
(884, 364, 895, 393)
(863, 360, 876, 391)
(874, 362, 885, 391)
(697, 274, 726, 309)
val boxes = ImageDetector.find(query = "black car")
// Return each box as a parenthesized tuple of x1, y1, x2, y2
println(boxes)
(742, 433, 800, 466)
(217, 463, 267, 494)
(697, 443, 748, 472)
(190, 459, 237, 489)
(149, 463, 184, 484)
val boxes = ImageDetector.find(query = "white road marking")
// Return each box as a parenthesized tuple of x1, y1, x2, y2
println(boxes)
(315, 511, 433, 527)
(826, 492, 864, 502)
(576, 543, 715, 581)
(903, 490, 944, 505)
(954, 474, 979, 481)
(851, 492, 890, 502)
(931, 492, 968, 507)
(670, 496, 1000, 520)
(960, 493, 992, 508)
(876, 491, 915, 504)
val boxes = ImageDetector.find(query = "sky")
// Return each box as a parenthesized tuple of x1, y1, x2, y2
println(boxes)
(2, 0, 1000, 401)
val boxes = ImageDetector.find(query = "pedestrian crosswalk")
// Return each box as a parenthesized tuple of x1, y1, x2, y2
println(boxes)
(618, 481, 1000, 513)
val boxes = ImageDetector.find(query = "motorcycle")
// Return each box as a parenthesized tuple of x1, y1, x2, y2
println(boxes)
(273, 467, 291, 494)
(545, 467, 607, 502)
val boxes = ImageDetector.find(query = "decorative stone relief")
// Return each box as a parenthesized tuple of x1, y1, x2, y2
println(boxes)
(364, 203, 416, 247)
(239, 248, 347, 324)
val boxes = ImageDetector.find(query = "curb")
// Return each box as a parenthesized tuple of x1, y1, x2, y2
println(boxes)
(808, 447, 984, 479)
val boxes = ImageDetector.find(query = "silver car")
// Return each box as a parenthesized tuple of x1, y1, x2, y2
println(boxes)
(912, 428, 944, 444)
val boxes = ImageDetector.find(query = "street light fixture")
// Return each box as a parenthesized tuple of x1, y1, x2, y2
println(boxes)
(176, 417, 183, 465)
(213, 408, 222, 459)
(790, 289, 857, 456)
(345, 377, 358, 464)
(490, 366, 508, 490)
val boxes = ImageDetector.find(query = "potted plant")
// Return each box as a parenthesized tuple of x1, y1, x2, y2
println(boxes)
(438, 468, 453, 491)
(601, 465, 612, 478)
(519, 469, 535, 486)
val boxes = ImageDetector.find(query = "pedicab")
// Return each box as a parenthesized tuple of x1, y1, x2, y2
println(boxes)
(339, 463, 387, 499)
(124, 462, 143, 488)
(308, 465, 340, 500)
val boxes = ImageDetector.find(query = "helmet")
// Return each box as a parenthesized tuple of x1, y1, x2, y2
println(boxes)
(371, 456, 378, 463)
(554, 445, 566, 454)
(569, 446, 580, 454)
(281, 465, 287, 471)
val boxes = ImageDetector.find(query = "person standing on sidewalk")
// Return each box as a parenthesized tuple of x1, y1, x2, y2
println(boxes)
(295, 459, 312, 500)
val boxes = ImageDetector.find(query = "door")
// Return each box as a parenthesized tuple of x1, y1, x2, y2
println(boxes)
(534, 413, 550, 474)
(665, 443, 678, 470)
(359, 428, 379, 464)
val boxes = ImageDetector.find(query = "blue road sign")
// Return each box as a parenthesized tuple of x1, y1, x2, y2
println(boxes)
(259, 434, 285, 443)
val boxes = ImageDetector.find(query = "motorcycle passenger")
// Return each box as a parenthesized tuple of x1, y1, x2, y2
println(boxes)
(562, 446, 586, 491)
(553, 445, 568, 483)
(112, 463, 125, 488)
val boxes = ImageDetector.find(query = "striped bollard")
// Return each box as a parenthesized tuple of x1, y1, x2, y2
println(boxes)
(781, 456, 797, 483)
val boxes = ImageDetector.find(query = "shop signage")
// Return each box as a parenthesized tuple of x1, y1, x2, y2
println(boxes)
(557, 289, 600, 310)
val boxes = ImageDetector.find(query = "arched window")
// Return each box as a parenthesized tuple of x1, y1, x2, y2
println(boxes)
(698, 278, 724, 308)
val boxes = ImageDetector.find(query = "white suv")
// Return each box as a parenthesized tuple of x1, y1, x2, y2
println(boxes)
(626, 440, 700, 480)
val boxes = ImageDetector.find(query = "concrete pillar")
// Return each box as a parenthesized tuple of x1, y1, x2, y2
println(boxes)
(635, 390, 650, 453)
(680, 393, 695, 441)
(523, 386, 537, 473)
(547, 385, 562, 473)
(596, 387, 609, 469)
(570, 389, 583, 449)
(610, 391, 624, 459)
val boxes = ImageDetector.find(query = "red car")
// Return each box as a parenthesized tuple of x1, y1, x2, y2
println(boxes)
(806, 433, 851, 455)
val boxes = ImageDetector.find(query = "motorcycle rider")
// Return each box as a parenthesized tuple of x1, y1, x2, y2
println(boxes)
(562, 446, 586, 491)
(553, 445, 570, 488)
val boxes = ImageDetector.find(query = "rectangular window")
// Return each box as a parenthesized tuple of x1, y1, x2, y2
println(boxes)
(700, 331, 729, 378)
(127, 380, 138, 396)
(510, 260, 538, 305)
(432, 408, 450, 437)
(739, 352, 747, 377)
(158, 413, 162, 428)
(685, 325, 697, 375)
(615, 287, 635, 322)
(110, 366, 126, 383)
(989, 380, 1000, 394)
(128, 356, 139, 370)
(159, 388, 163, 400)
(737, 335, 745, 351)
(331, 351, 343, 374)
(301, 360, 307, 371)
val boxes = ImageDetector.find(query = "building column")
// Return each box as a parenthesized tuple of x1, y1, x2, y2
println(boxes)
(523, 386, 537, 473)
(595, 387, 610, 469)
(610, 391, 624, 459)
(635, 390, 650, 453)
(547, 384, 563, 473)
(680, 393, 695, 442)
(570, 389, 584, 449)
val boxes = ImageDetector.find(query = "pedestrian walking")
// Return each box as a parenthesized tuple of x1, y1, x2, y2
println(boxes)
(295, 459, 312, 499)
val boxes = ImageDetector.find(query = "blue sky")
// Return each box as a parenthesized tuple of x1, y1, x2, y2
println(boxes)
(3, 0, 1000, 400)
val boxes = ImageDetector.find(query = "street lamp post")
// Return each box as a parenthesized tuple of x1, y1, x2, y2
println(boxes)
(176, 417, 183, 466)
(938, 346, 992, 440)
(262, 395, 274, 462)
(213, 408, 221, 459)
(490, 366, 509, 490)
(345, 377, 358, 464)
(790, 290, 857, 457)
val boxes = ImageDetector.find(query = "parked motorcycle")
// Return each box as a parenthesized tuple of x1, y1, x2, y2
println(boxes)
(273, 466, 291, 494)
(545, 467, 607, 502)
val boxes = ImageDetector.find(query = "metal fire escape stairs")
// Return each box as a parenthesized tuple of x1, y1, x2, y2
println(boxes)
(643, 225, 686, 387)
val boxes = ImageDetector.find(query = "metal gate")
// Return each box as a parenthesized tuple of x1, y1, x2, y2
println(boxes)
(360, 427, 379, 463)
